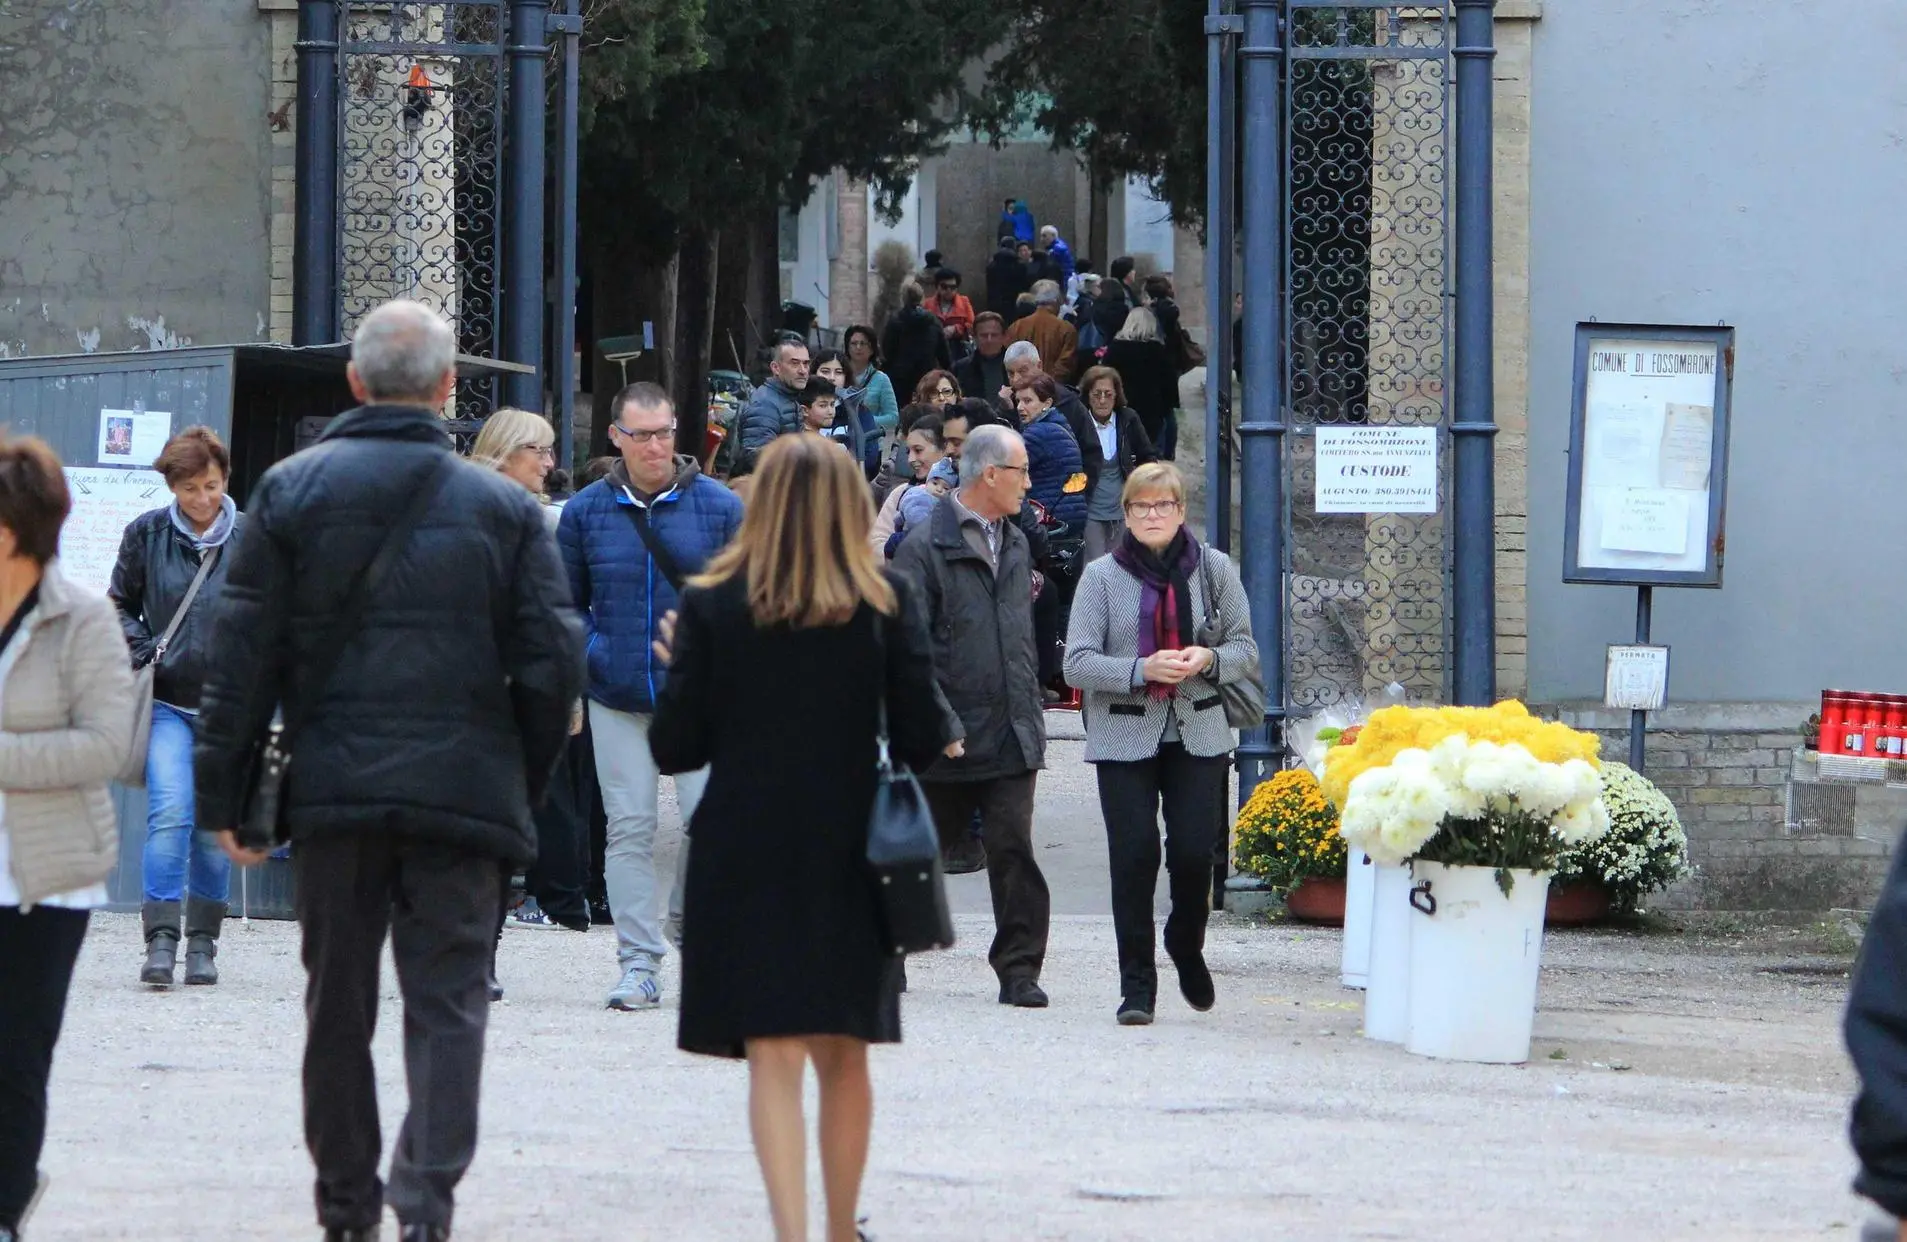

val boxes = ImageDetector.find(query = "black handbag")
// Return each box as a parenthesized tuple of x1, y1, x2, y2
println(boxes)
(1196, 546, 1267, 731)
(235, 454, 457, 849)
(866, 617, 955, 957)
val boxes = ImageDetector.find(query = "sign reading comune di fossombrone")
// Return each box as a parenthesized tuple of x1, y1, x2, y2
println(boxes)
(1314, 425, 1438, 514)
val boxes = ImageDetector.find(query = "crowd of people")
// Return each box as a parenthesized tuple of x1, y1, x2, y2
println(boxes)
(0, 293, 1260, 1242)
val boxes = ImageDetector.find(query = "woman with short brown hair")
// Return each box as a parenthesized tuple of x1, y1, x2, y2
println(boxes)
(650, 433, 955, 1242)
(109, 424, 245, 987)
(0, 433, 136, 1236)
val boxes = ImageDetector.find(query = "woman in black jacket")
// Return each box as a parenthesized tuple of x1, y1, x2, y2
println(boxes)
(108, 426, 245, 988)
(650, 433, 954, 1242)
(1102, 305, 1180, 453)
(879, 280, 953, 420)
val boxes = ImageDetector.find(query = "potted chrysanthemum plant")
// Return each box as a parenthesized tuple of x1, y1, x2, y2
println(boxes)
(1233, 768, 1347, 923)
(1549, 760, 1691, 922)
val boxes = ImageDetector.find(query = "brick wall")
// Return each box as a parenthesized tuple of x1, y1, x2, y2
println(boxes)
(1561, 703, 1890, 912)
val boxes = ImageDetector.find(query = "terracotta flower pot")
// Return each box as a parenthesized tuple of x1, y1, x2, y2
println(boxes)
(1285, 876, 1347, 926)
(1544, 880, 1611, 927)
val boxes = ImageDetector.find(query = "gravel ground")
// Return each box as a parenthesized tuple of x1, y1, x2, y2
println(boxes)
(25, 734, 1874, 1241)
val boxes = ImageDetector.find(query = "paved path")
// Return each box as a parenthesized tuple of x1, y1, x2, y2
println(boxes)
(29, 736, 1870, 1240)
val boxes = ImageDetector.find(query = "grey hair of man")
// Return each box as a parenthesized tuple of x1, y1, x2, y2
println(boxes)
(1003, 340, 1042, 369)
(959, 423, 1024, 488)
(1031, 279, 1062, 308)
(350, 299, 457, 402)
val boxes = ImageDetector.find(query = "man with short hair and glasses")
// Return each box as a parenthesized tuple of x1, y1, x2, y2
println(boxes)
(557, 383, 743, 1012)
(893, 424, 1054, 1010)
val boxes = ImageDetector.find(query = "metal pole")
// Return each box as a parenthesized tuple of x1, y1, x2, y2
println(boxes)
(502, 0, 550, 412)
(1237, 0, 1286, 797)
(1451, 0, 1498, 706)
(1205, 2, 1240, 552)
(1629, 584, 1652, 770)
(292, 0, 340, 346)
(552, 1, 581, 470)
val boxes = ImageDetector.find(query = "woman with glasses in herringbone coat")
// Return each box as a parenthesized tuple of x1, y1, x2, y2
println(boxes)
(1063, 462, 1258, 1027)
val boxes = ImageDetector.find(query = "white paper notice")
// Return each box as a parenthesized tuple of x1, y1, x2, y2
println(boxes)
(1601, 489, 1690, 556)
(1604, 645, 1670, 711)
(97, 408, 171, 467)
(59, 468, 167, 594)
(1314, 426, 1438, 514)
(1590, 403, 1659, 488)
(1659, 403, 1714, 490)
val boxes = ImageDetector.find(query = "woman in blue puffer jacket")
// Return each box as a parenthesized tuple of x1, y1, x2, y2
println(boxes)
(1011, 370, 1087, 529)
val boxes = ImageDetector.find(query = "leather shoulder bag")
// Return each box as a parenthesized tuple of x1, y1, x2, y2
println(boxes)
(235, 455, 456, 849)
(1196, 546, 1268, 732)
(865, 612, 955, 956)
(119, 543, 221, 787)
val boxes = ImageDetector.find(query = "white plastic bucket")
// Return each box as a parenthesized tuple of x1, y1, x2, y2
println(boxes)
(1362, 862, 1413, 1042)
(1405, 862, 1551, 1064)
(1340, 851, 1376, 989)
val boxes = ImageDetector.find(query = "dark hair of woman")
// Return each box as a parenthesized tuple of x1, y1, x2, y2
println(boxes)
(0, 434, 71, 565)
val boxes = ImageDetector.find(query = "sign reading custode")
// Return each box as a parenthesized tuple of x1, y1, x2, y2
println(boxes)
(1314, 426, 1438, 514)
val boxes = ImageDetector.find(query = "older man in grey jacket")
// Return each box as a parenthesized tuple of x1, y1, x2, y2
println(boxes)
(893, 424, 1053, 1009)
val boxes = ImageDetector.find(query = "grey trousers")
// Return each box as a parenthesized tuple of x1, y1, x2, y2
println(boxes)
(295, 833, 499, 1231)
(1083, 517, 1125, 562)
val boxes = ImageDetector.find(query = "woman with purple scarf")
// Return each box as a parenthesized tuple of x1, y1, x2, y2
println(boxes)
(1062, 462, 1258, 1026)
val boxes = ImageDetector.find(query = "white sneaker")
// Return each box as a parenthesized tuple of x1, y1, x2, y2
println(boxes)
(606, 965, 661, 1011)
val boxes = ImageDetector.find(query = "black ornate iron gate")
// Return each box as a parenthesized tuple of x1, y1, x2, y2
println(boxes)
(1282, 2, 1454, 718)
(335, 0, 510, 421)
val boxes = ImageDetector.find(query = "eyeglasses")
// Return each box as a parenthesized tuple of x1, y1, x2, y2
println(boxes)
(1124, 499, 1183, 518)
(611, 423, 677, 446)
(517, 443, 555, 460)
(933, 386, 957, 398)
(991, 464, 1028, 476)
(937, 283, 958, 292)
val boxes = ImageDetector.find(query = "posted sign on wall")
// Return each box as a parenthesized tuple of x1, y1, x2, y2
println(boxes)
(1563, 323, 1734, 587)
(1314, 426, 1438, 514)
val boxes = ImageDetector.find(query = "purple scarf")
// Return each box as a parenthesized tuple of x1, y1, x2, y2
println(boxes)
(1111, 529, 1200, 700)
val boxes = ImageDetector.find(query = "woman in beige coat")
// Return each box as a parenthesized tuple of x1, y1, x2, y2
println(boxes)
(0, 434, 136, 1239)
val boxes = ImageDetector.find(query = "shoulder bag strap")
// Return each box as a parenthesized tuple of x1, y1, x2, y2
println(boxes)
(151, 543, 222, 666)
(620, 498, 688, 591)
(280, 452, 456, 750)
(871, 609, 895, 775)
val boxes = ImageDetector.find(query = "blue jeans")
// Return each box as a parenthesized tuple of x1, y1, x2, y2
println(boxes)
(141, 702, 230, 904)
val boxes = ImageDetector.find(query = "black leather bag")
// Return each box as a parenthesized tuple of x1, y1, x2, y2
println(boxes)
(235, 455, 456, 849)
(1196, 546, 1267, 731)
(866, 618, 955, 956)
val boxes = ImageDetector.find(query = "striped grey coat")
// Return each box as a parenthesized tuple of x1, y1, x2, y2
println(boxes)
(1063, 545, 1258, 763)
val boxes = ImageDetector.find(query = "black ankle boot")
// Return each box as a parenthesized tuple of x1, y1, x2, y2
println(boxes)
(140, 900, 181, 986)
(183, 896, 225, 985)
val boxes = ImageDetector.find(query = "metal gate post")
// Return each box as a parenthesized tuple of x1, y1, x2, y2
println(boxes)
(1205, 2, 1241, 553)
(293, 0, 339, 346)
(502, 0, 550, 412)
(1451, 0, 1498, 705)
(1237, 0, 1287, 801)
(552, 1, 583, 470)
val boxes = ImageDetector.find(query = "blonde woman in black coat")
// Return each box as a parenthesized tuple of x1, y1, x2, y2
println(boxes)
(649, 433, 956, 1242)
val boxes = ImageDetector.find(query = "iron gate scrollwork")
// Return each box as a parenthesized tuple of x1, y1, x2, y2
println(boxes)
(1283, 2, 1453, 717)
(336, 0, 508, 425)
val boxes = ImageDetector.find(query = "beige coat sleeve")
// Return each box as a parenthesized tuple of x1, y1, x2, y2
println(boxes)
(0, 593, 136, 791)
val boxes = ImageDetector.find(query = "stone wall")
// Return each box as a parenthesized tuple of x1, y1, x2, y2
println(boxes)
(1557, 702, 1892, 912)
(0, 0, 275, 357)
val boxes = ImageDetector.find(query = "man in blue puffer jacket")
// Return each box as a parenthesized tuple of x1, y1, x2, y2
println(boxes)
(558, 382, 743, 1012)
(1010, 370, 1088, 529)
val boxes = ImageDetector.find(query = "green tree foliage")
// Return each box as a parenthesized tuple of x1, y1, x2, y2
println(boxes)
(973, 0, 1209, 222)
